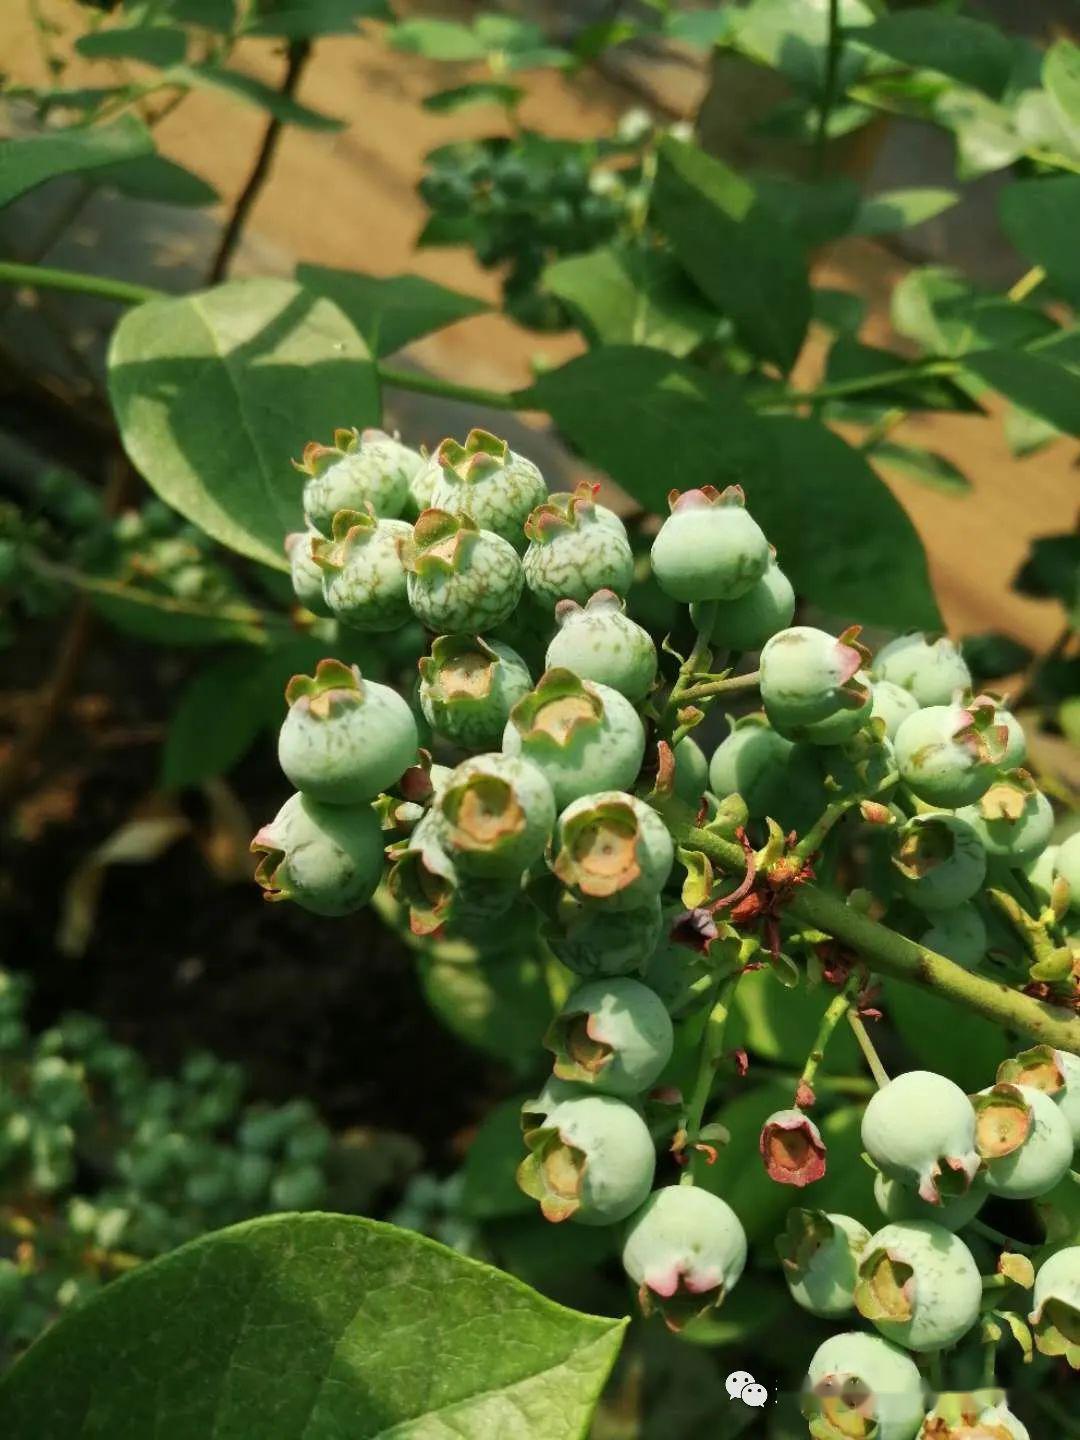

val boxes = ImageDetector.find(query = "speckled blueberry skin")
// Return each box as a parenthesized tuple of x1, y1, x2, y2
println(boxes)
(406, 454, 440, 519)
(251, 791, 384, 916)
(917, 902, 987, 968)
(804, 1331, 925, 1440)
(651, 486, 770, 602)
(870, 679, 920, 740)
(551, 790, 674, 911)
(957, 782, 1055, 869)
(278, 672, 418, 804)
(434, 751, 556, 879)
(405, 511, 524, 634)
(520, 1093, 656, 1225)
(284, 530, 333, 618)
(544, 893, 663, 978)
(547, 977, 673, 1096)
(860, 1070, 980, 1204)
(502, 673, 646, 809)
(894, 703, 997, 808)
(690, 559, 796, 652)
(545, 592, 657, 702)
(855, 1220, 982, 1351)
(892, 812, 987, 913)
(622, 1185, 747, 1312)
(523, 494, 634, 610)
(313, 511, 412, 632)
(429, 430, 547, 551)
(777, 1210, 871, 1319)
(872, 1173, 986, 1233)
(872, 632, 972, 707)
(759, 625, 872, 738)
(301, 428, 420, 532)
(419, 635, 532, 749)
(978, 1083, 1073, 1199)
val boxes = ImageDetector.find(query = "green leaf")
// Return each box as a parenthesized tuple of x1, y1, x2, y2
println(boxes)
(812, 288, 866, 335)
(170, 63, 345, 131)
(169, 0, 235, 29)
(246, 0, 392, 38)
(851, 187, 958, 236)
(652, 137, 810, 372)
(0, 115, 153, 209)
(932, 90, 1022, 180)
(75, 24, 187, 66)
(1004, 403, 1062, 458)
(295, 264, 488, 358)
(731, 969, 859, 1069)
(869, 440, 972, 496)
(417, 953, 552, 1073)
(752, 172, 860, 248)
(543, 246, 720, 356)
(422, 82, 524, 114)
(732, 0, 874, 94)
(389, 19, 486, 61)
(108, 278, 378, 571)
(162, 650, 274, 787)
(964, 348, 1080, 438)
(999, 177, 1080, 304)
(89, 581, 266, 648)
(852, 11, 1016, 98)
(0, 1213, 626, 1439)
(882, 979, 1011, 1093)
(664, 11, 732, 48)
(891, 266, 1056, 357)
(826, 338, 981, 412)
(1044, 38, 1080, 134)
(461, 1097, 536, 1220)
(91, 154, 218, 206)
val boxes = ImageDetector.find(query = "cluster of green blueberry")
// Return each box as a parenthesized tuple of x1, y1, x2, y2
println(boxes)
(259, 422, 1079, 1435)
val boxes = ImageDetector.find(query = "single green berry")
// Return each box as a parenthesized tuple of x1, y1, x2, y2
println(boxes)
(1055, 831, 1080, 910)
(405, 453, 439, 519)
(872, 632, 972, 707)
(1029, 1245, 1080, 1367)
(404, 509, 523, 634)
(690, 558, 796, 653)
(545, 977, 673, 1096)
(760, 625, 873, 741)
(854, 1220, 981, 1352)
(622, 1184, 747, 1330)
(541, 891, 663, 978)
(998, 1044, 1080, 1147)
(251, 792, 384, 917)
(956, 777, 1054, 869)
(294, 426, 420, 532)
(861, 1070, 980, 1204)
(995, 706, 1027, 769)
(708, 715, 801, 821)
(651, 485, 770, 602)
(760, 1108, 827, 1186)
(891, 813, 987, 913)
(284, 530, 333, 618)
(1026, 842, 1058, 905)
(545, 590, 657, 702)
(917, 903, 986, 968)
(551, 791, 673, 910)
(503, 669, 645, 809)
(311, 506, 412, 632)
(418, 634, 531, 749)
(804, 1330, 925, 1440)
(872, 1173, 986, 1233)
(917, 1394, 1029, 1440)
(974, 1082, 1073, 1200)
(386, 810, 516, 939)
(894, 697, 1004, 807)
(428, 428, 546, 550)
(516, 1093, 655, 1225)
(278, 660, 418, 804)
(672, 736, 708, 808)
(870, 680, 920, 740)
(434, 752, 555, 880)
(777, 1209, 871, 1318)
(523, 484, 634, 610)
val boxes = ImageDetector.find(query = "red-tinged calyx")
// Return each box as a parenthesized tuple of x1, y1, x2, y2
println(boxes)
(524, 482, 598, 543)
(553, 799, 643, 899)
(918, 1154, 976, 1205)
(666, 484, 746, 514)
(776, 1208, 836, 1280)
(292, 426, 361, 477)
(310, 504, 379, 572)
(637, 1272, 727, 1333)
(516, 1124, 585, 1222)
(759, 1109, 827, 1187)
(510, 669, 603, 749)
(284, 659, 363, 719)
(997, 1045, 1066, 1095)
(406, 508, 478, 574)
(546, 1011, 613, 1084)
(554, 589, 626, 625)
(837, 627, 873, 705)
(443, 774, 525, 856)
(804, 1377, 876, 1440)
(418, 634, 498, 702)
(386, 843, 456, 937)
(972, 1083, 1033, 1159)
(250, 830, 291, 903)
(436, 428, 509, 484)
(854, 1248, 915, 1324)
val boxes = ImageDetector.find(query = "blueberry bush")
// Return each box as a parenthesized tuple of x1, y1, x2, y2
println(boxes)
(1, 2, 1079, 1438)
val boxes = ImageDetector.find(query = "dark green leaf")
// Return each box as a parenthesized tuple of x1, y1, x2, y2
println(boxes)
(422, 82, 524, 114)
(733, 0, 874, 93)
(295, 264, 487, 357)
(852, 11, 1016, 98)
(75, 25, 187, 66)
(246, 0, 391, 38)
(731, 969, 859, 1069)
(1044, 38, 1080, 133)
(752, 172, 860, 248)
(90, 583, 266, 648)
(964, 348, 1080, 437)
(665, 11, 732, 48)
(91, 154, 218, 206)
(652, 137, 810, 372)
(0, 115, 153, 209)
(460, 1097, 535, 1220)
(755, 96, 874, 143)
(108, 278, 379, 571)
(0, 1213, 626, 1439)
(869, 441, 971, 496)
(812, 288, 866, 336)
(999, 177, 1080, 304)
(892, 267, 1056, 357)
(162, 650, 275, 787)
(883, 980, 1011, 1092)
(543, 246, 720, 356)
(851, 187, 957, 236)
(389, 19, 486, 61)
(417, 953, 552, 1072)
(169, 0, 236, 28)
(962, 632, 1035, 683)
(1013, 532, 1080, 611)
(826, 338, 981, 412)
(172, 63, 345, 131)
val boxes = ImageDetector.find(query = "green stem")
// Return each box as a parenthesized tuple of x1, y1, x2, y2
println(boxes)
(1008, 264, 1046, 304)
(795, 976, 858, 1100)
(680, 971, 740, 1183)
(968, 1218, 1035, 1255)
(847, 1009, 890, 1090)
(751, 358, 959, 411)
(795, 795, 860, 860)
(678, 669, 761, 704)
(376, 364, 524, 412)
(926, 1350, 945, 1393)
(814, 0, 842, 176)
(979, 1320, 998, 1386)
(0, 261, 162, 307)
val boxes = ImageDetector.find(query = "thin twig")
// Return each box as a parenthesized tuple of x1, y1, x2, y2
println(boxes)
(814, 0, 842, 176)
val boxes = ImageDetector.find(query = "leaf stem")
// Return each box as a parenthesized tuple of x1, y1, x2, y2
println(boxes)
(658, 604, 717, 741)
(680, 970, 740, 1183)
(814, 0, 842, 176)
(376, 364, 526, 412)
(751, 358, 960, 410)
(795, 976, 859, 1101)
(847, 1009, 890, 1090)
(968, 1219, 1035, 1255)
(0, 260, 162, 307)
(1008, 265, 1046, 304)
(678, 669, 761, 704)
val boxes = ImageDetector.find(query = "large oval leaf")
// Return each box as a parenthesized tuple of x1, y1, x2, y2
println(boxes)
(0, 1213, 626, 1439)
(108, 279, 379, 570)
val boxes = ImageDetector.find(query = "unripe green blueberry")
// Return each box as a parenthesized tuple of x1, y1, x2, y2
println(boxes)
(311, 506, 412, 632)
(854, 1220, 981, 1351)
(546, 490, 625, 532)
(503, 669, 645, 809)
(418, 634, 531, 749)
(998, 1043, 1080, 1147)
(407, 453, 439, 519)
(956, 778, 1054, 869)
(542, 891, 663, 978)
(523, 484, 634, 609)
(804, 1331, 925, 1440)
(672, 736, 708, 808)
(428, 428, 546, 550)
(622, 1184, 747, 1329)
(404, 509, 523, 633)
(872, 632, 972, 707)
(516, 1093, 655, 1225)
(690, 557, 795, 651)
(891, 813, 987, 913)
(1055, 831, 1080, 909)
(434, 752, 555, 880)
(1026, 842, 1058, 905)
(551, 791, 673, 910)
(295, 426, 420, 532)
(995, 706, 1027, 769)
(544, 590, 657, 702)
(776, 1209, 871, 1318)
(872, 1173, 986, 1233)
(974, 1082, 1073, 1200)
(284, 529, 333, 618)
(917, 1395, 1030, 1440)
(250, 792, 384, 916)
(387, 810, 515, 938)
(277, 660, 418, 804)
(1029, 1244, 1080, 1367)
(870, 680, 920, 740)
(650, 485, 770, 603)
(708, 715, 793, 817)
(545, 978, 673, 1096)
(894, 698, 1003, 807)
(861, 1070, 980, 1204)
(520, 1076, 589, 1135)
(760, 625, 873, 740)
(916, 903, 986, 968)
